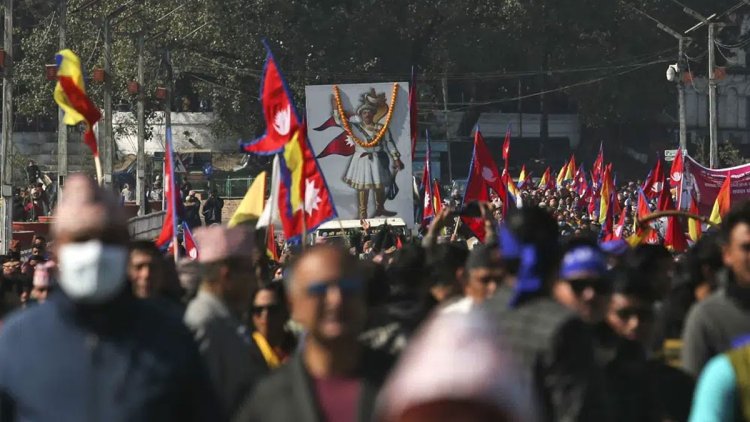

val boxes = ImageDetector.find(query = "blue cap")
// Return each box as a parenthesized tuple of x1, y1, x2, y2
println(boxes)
(560, 246, 606, 280)
(600, 239, 629, 256)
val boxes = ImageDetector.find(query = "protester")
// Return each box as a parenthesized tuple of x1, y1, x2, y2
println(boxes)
(176, 257, 202, 302)
(441, 242, 501, 314)
(690, 340, 750, 421)
(682, 202, 750, 377)
(248, 281, 295, 371)
(202, 189, 224, 226)
(185, 190, 202, 229)
(30, 260, 55, 304)
(128, 240, 169, 299)
(121, 183, 134, 202)
(0, 174, 220, 420)
(652, 233, 723, 360)
(425, 242, 468, 304)
(26, 160, 40, 185)
(376, 310, 533, 422)
(234, 244, 393, 422)
(184, 225, 265, 418)
(485, 207, 611, 421)
(553, 241, 610, 323)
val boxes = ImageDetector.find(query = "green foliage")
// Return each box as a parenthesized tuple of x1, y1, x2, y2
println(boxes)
(9, 0, 746, 144)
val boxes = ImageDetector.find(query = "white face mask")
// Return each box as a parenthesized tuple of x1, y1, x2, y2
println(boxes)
(58, 240, 128, 304)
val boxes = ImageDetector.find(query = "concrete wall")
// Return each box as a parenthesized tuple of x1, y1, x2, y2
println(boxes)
(114, 111, 238, 155)
(128, 211, 166, 240)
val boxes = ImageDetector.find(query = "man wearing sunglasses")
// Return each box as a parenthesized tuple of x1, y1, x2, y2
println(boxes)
(236, 244, 393, 422)
(553, 242, 611, 324)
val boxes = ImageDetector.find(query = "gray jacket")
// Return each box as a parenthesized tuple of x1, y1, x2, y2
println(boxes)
(681, 270, 750, 376)
(184, 290, 265, 418)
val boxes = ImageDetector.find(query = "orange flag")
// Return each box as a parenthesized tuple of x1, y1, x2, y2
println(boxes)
(709, 174, 731, 225)
(688, 192, 702, 242)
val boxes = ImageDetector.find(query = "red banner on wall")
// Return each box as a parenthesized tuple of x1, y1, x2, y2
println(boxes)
(685, 155, 750, 216)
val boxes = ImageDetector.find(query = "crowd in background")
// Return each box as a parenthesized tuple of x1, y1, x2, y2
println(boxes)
(0, 171, 747, 421)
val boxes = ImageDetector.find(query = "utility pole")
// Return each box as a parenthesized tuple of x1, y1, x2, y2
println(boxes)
(136, 31, 146, 215)
(681, 0, 719, 167)
(442, 75, 452, 181)
(0, 0, 12, 254)
(100, 1, 137, 188)
(102, 17, 113, 186)
(708, 22, 719, 168)
(517, 78, 523, 140)
(678, 37, 687, 153)
(627, 4, 689, 152)
(57, 0, 67, 196)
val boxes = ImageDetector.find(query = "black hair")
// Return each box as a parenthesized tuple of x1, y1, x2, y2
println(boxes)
(611, 265, 656, 303)
(427, 243, 469, 286)
(128, 240, 161, 257)
(386, 245, 427, 300)
(675, 231, 723, 290)
(721, 201, 750, 244)
(251, 280, 288, 309)
(625, 244, 671, 274)
(361, 260, 389, 307)
(465, 242, 499, 271)
(502, 206, 560, 281)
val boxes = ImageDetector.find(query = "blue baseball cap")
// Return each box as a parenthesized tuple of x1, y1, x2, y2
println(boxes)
(560, 245, 607, 280)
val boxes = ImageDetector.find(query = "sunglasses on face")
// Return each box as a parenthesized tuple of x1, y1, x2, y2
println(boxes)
(566, 278, 610, 295)
(251, 303, 281, 316)
(306, 278, 363, 297)
(615, 307, 654, 321)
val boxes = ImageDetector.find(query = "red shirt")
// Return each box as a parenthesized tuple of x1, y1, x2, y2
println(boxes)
(312, 376, 361, 422)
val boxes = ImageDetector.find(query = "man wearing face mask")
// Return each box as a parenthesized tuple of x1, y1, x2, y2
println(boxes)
(0, 174, 221, 421)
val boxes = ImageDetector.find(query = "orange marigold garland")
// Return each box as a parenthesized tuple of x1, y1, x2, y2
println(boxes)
(332, 83, 399, 148)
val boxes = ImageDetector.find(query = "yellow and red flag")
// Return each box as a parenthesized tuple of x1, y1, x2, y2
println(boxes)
(54, 49, 101, 157)
(538, 167, 554, 190)
(709, 174, 731, 225)
(432, 179, 443, 214)
(564, 155, 576, 181)
(278, 122, 337, 241)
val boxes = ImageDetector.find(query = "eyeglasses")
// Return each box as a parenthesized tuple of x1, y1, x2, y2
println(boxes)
(566, 278, 610, 295)
(251, 303, 281, 316)
(615, 307, 654, 321)
(306, 278, 363, 297)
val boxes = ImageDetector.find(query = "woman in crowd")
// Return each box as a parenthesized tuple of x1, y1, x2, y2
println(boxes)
(248, 281, 295, 371)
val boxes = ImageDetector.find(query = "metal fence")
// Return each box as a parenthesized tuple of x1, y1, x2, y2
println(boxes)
(215, 177, 256, 198)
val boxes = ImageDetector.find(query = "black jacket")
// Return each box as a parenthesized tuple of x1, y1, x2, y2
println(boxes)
(484, 286, 611, 422)
(233, 348, 393, 422)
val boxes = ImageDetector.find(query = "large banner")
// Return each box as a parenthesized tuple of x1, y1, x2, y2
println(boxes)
(685, 155, 750, 215)
(305, 82, 414, 227)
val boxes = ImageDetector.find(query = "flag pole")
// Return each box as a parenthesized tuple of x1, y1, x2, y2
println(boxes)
(301, 199, 308, 249)
(93, 155, 103, 187)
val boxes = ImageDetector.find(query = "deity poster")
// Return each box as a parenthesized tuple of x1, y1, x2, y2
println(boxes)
(305, 82, 414, 227)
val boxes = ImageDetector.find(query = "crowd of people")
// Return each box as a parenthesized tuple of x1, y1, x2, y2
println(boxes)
(0, 171, 747, 421)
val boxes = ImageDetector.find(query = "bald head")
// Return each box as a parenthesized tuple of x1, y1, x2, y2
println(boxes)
(52, 174, 128, 245)
(290, 245, 365, 345)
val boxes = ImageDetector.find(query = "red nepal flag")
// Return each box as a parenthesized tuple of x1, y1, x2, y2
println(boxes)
(316, 132, 355, 158)
(461, 128, 506, 241)
(643, 158, 665, 199)
(155, 127, 180, 249)
(182, 222, 199, 260)
(240, 41, 300, 155)
(502, 123, 511, 161)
